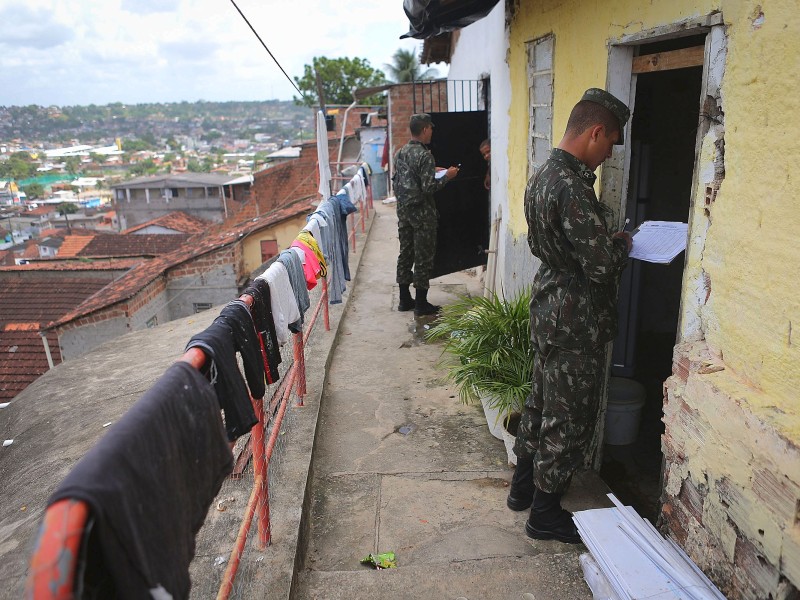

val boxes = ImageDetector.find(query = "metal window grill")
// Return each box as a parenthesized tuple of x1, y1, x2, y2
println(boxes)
(412, 79, 489, 114)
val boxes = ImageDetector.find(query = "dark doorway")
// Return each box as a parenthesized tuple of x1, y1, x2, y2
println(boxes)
(428, 110, 490, 278)
(601, 39, 704, 522)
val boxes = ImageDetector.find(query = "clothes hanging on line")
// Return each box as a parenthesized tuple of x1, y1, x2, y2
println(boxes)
(243, 279, 281, 384)
(329, 192, 358, 282)
(313, 200, 346, 304)
(256, 263, 300, 346)
(47, 361, 233, 600)
(277, 249, 310, 333)
(291, 237, 324, 290)
(185, 300, 265, 440)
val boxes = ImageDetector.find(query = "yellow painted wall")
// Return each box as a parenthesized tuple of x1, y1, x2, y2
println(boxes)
(507, 0, 800, 413)
(242, 214, 309, 274)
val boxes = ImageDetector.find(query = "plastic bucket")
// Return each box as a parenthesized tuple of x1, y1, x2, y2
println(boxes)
(605, 377, 646, 445)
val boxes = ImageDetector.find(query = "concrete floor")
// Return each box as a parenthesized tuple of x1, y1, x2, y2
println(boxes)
(290, 202, 611, 600)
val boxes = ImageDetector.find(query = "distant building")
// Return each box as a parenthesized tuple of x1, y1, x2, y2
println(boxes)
(111, 173, 252, 230)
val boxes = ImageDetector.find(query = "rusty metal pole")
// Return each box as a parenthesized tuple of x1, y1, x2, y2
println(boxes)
(292, 332, 307, 406)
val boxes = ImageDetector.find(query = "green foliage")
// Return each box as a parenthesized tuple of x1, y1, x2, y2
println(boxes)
(22, 182, 44, 199)
(63, 156, 81, 175)
(128, 159, 158, 176)
(187, 159, 211, 173)
(57, 201, 79, 215)
(293, 56, 386, 107)
(121, 139, 154, 152)
(0, 156, 37, 180)
(384, 48, 439, 83)
(426, 288, 533, 418)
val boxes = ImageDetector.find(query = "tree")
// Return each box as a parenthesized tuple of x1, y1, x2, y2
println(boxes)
(57, 202, 79, 234)
(294, 56, 386, 107)
(22, 182, 45, 199)
(64, 156, 81, 176)
(384, 48, 439, 83)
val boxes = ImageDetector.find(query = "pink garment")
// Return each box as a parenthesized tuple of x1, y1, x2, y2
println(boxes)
(291, 239, 322, 290)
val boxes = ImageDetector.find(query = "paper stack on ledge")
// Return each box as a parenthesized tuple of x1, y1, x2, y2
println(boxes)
(573, 494, 726, 600)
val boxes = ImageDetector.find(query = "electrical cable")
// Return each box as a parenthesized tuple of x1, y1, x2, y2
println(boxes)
(228, 0, 308, 101)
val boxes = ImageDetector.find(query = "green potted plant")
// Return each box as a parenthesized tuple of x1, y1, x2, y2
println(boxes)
(425, 287, 534, 462)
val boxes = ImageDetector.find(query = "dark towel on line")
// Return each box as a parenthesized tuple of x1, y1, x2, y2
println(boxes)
(47, 361, 233, 600)
(186, 300, 265, 440)
(244, 279, 281, 384)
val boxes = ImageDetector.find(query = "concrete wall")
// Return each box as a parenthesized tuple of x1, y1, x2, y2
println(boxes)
(165, 245, 240, 318)
(447, 1, 524, 296)
(58, 312, 132, 361)
(504, 0, 800, 596)
(116, 186, 226, 228)
(241, 214, 309, 275)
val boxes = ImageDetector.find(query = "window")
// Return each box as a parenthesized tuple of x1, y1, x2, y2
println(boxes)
(146, 316, 159, 328)
(193, 302, 213, 313)
(527, 35, 555, 176)
(260, 240, 278, 264)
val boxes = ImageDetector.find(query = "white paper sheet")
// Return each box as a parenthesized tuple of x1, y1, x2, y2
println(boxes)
(629, 221, 688, 264)
(435, 170, 447, 180)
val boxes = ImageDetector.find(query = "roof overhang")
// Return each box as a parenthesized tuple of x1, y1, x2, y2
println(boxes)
(400, 0, 501, 39)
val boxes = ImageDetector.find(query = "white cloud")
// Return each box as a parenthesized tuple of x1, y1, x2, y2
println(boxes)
(0, 0, 443, 106)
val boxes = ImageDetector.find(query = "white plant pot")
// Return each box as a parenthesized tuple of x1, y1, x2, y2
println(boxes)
(480, 394, 506, 440)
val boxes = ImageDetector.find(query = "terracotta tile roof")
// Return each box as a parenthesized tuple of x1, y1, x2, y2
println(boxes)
(57, 234, 94, 257)
(0, 275, 113, 401)
(59, 232, 191, 258)
(0, 258, 143, 272)
(0, 276, 113, 325)
(21, 244, 40, 259)
(0, 328, 61, 401)
(26, 206, 58, 217)
(122, 210, 210, 235)
(50, 197, 317, 329)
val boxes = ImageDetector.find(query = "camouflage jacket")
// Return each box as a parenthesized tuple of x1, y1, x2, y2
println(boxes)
(392, 140, 448, 211)
(525, 148, 629, 349)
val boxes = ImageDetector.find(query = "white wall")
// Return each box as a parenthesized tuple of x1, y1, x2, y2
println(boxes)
(447, 2, 518, 296)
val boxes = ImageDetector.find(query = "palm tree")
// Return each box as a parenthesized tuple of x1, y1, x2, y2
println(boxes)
(384, 48, 438, 83)
(57, 202, 79, 234)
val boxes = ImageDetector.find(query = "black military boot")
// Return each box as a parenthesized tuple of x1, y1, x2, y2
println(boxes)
(507, 456, 535, 511)
(414, 288, 441, 316)
(398, 284, 415, 311)
(525, 487, 582, 544)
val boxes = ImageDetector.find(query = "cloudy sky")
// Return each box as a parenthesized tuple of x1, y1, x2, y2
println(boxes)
(0, 0, 437, 107)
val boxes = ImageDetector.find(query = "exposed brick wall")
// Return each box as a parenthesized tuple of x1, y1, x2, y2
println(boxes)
(388, 82, 449, 172)
(660, 341, 800, 600)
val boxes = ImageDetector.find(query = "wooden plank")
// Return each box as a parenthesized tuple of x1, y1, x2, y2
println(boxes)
(632, 46, 705, 74)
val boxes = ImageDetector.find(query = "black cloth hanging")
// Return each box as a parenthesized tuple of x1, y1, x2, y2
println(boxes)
(244, 279, 281, 384)
(185, 300, 265, 440)
(48, 361, 233, 600)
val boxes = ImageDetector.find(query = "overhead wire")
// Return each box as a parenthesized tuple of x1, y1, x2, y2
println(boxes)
(228, 0, 309, 101)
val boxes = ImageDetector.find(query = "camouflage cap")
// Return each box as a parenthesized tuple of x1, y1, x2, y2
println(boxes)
(581, 88, 630, 145)
(409, 113, 434, 128)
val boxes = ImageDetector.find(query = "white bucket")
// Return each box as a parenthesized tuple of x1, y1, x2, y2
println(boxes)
(605, 377, 646, 446)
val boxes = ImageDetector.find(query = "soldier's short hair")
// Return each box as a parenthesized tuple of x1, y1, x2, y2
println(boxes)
(565, 101, 621, 141)
(409, 113, 433, 136)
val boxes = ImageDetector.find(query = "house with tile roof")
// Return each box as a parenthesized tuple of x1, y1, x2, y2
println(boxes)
(43, 196, 316, 362)
(111, 173, 252, 230)
(0, 273, 120, 402)
(122, 210, 210, 235)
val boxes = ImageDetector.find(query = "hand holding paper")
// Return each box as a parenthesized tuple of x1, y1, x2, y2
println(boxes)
(629, 221, 688, 264)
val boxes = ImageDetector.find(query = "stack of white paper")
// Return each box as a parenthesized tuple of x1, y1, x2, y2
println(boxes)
(573, 494, 726, 600)
(629, 221, 688, 264)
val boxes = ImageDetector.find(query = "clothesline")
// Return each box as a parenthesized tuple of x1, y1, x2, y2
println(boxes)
(27, 162, 373, 600)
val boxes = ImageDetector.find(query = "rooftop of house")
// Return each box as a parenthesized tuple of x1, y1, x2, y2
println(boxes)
(0, 275, 116, 402)
(56, 232, 191, 259)
(111, 173, 247, 190)
(48, 197, 316, 331)
(123, 210, 210, 235)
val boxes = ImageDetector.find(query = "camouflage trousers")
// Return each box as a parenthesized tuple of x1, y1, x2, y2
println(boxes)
(513, 337, 605, 494)
(396, 200, 437, 290)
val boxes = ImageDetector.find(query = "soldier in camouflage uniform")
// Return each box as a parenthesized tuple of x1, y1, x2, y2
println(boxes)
(507, 89, 633, 544)
(393, 113, 459, 316)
